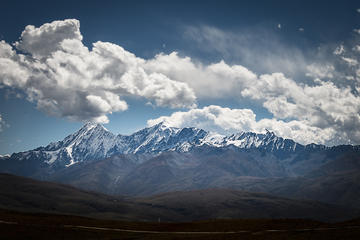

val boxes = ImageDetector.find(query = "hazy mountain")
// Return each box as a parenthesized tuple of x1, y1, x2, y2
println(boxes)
(114, 145, 293, 196)
(222, 152, 360, 209)
(287, 144, 360, 175)
(303, 151, 360, 178)
(1, 173, 359, 223)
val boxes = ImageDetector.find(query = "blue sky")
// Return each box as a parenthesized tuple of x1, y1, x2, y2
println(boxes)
(1, 0, 360, 156)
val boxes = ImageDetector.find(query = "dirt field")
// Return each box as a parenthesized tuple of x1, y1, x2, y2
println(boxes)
(1, 208, 360, 240)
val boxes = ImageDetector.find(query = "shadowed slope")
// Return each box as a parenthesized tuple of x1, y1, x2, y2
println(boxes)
(48, 153, 156, 194)
(223, 171, 360, 209)
(0, 173, 359, 223)
(303, 151, 360, 178)
(114, 146, 292, 196)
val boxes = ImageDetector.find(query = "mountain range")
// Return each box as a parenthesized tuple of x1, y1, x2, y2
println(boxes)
(2, 122, 359, 177)
(1, 122, 360, 212)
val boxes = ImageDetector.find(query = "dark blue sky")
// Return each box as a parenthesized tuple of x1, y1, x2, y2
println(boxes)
(1, 0, 360, 155)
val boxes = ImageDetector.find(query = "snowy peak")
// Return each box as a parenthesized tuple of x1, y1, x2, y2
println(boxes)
(11, 122, 321, 168)
(117, 123, 207, 154)
(44, 122, 113, 152)
(38, 122, 118, 166)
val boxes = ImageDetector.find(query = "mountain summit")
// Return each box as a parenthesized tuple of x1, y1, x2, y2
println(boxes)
(43, 123, 117, 165)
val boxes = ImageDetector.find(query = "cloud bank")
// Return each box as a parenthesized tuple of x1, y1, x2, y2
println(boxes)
(145, 23, 360, 145)
(0, 19, 196, 123)
(2, 19, 360, 146)
(147, 105, 336, 145)
(144, 47, 360, 145)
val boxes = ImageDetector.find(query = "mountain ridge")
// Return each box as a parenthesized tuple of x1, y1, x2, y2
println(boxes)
(4, 122, 324, 164)
(1, 122, 359, 180)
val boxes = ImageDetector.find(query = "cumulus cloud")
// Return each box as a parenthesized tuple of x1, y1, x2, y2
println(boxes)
(0, 19, 196, 123)
(148, 63, 360, 145)
(147, 105, 336, 145)
(148, 12, 360, 146)
(241, 72, 360, 144)
(144, 29, 360, 145)
(3, 19, 360, 145)
(15, 19, 83, 59)
(144, 53, 257, 99)
(148, 105, 256, 133)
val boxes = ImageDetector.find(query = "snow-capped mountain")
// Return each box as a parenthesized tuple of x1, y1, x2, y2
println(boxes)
(116, 122, 208, 154)
(219, 131, 306, 159)
(3, 122, 360, 182)
(11, 123, 118, 166)
(7, 122, 326, 169)
(8, 122, 208, 168)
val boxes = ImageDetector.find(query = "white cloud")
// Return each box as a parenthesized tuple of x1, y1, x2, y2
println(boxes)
(144, 53, 257, 99)
(353, 45, 360, 52)
(15, 19, 83, 59)
(3, 19, 360, 145)
(147, 105, 335, 145)
(145, 38, 360, 145)
(240, 72, 360, 144)
(278, 23, 281, 29)
(145, 52, 360, 144)
(148, 105, 256, 133)
(333, 45, 345, 55)
(0, 114, 9, 131)
(306, 64, 334, 79)
(342, 57, 358, 66)
(0, 19, 197, 123)
(354, 29, 360, 34)
(299, 28, 304, 32)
